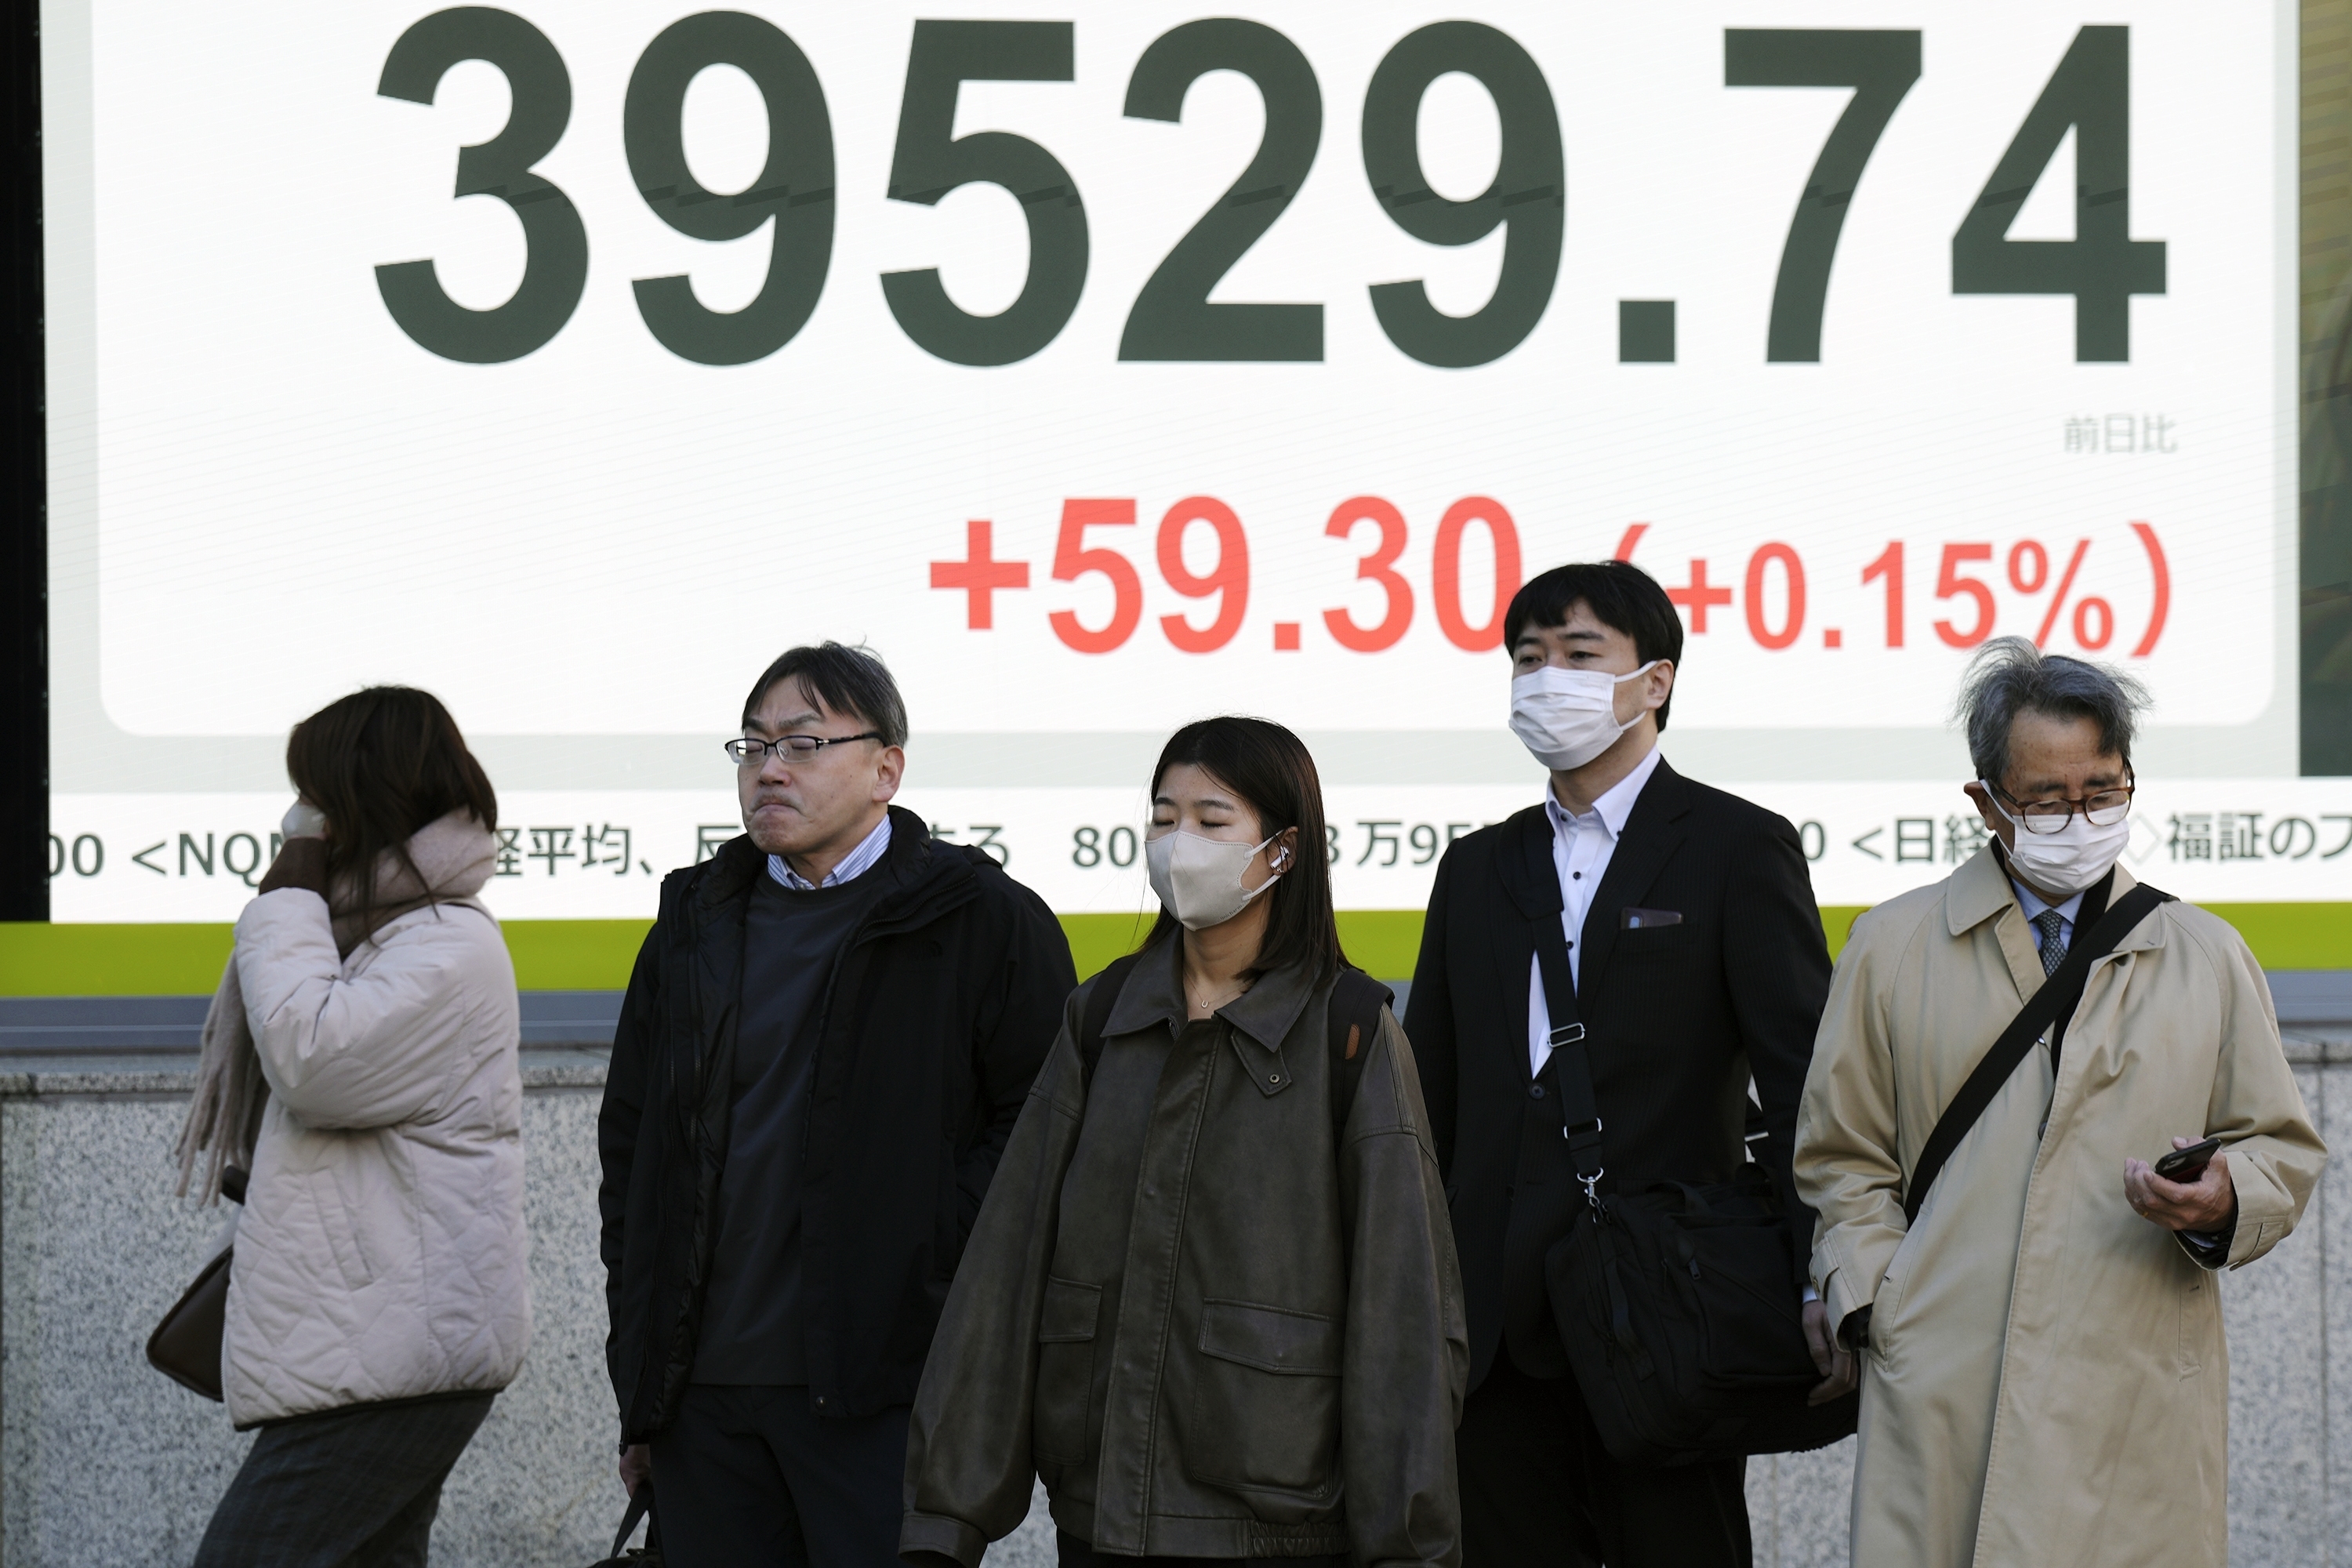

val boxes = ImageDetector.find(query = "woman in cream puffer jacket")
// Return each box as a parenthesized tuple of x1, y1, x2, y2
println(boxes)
(181, 686, 529, 1567)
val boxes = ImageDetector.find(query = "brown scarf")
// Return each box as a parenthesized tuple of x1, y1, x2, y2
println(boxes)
(174, 811, 498, 1203)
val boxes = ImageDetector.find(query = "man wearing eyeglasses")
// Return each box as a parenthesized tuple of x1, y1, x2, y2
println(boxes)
(1793, 637, 2323, 1568)
(597, 642, 1075, 1567)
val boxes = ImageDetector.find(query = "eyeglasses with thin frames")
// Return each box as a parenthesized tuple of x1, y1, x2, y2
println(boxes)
(725, 732, 883, 765)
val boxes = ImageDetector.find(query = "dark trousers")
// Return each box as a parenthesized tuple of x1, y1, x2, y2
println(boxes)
(1056, 1533, 1346, 1567)
(649, 1384, 908, 1568)
(193, 1392, 495, 1568)
(1458, 1356, 1751, 1568)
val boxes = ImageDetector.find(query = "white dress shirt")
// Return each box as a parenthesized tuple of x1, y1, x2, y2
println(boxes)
(768, 813, 891, 891)
(1524, 744, 1664, 1079)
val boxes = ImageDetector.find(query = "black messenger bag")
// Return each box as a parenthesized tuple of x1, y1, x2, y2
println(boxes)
(1532, 916, 1858, 1467)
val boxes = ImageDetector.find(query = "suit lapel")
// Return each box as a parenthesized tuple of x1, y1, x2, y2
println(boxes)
(1575, 759, 1691, 1003)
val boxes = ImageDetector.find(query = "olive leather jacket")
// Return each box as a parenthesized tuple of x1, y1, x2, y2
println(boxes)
(901, 938, 1468, 1567)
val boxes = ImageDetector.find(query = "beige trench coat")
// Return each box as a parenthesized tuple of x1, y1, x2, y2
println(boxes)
(1793, 849, 2324, 1568)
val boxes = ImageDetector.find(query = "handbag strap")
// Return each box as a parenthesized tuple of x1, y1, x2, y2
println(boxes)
(1901, 879, 2172, 1225)
(1530, 909, 1607, 1209)
(612, 1479, 655, 1559)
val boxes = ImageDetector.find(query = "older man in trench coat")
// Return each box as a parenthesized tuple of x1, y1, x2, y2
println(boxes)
(1794, 638, 2325, 1567)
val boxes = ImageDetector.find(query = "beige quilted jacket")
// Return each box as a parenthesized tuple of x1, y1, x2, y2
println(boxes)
(223, 887, 530, 1428)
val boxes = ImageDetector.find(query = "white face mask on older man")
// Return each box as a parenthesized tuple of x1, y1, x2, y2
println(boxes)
(1984, 787, 2133, 895)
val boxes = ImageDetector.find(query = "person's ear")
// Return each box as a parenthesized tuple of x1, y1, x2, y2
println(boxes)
(872, 744, 906, 804)
(1962, 780, 2010, 848)
(1642, 660, 1675, 712)
(1267, 826, 1300, 872)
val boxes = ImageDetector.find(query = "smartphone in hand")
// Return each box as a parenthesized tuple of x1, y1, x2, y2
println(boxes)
(2152, 1137, 2222, 1185)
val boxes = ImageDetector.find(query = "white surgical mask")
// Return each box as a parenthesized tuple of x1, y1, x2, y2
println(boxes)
(1145, 829, 1285, 931)
(1509, 662, 1661, 772)
(1983, 785, 2132, 896)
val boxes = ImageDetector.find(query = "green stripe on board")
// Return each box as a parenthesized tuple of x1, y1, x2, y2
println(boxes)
(5, 903, 2351, 996)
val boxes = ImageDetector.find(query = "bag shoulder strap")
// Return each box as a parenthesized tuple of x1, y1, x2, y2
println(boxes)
(1902, 880, 2173, 1225)
(1076, 952, 1148, 1085)
(1325, 967, 1393, 1143)
(1530, 909, 1607, 1204)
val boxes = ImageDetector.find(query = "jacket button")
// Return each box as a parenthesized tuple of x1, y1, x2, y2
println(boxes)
(1269, 1073, 1281, 1084)
(815, 1396, 826, 1408)
(1529, 1083, 1546, 1099)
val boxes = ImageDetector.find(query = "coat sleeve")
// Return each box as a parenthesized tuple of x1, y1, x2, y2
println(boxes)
(233, 888, 504, 1130)
(954, 874, 1078, 1237)
(1404, 848, 1461, 1181)
(902, 989, 1089, 1568)
(1791, 908, 1911, 1335)
(2187, 921, 2327, 1270)
(1340, 1010, 1468, 1568)
(598, 917, 663, 1404)
(1720, 811, 1835, 1292)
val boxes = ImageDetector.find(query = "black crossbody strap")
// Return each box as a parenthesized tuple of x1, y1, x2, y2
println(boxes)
(1901, 880, 2172, 1225)
(1530, 911, 1607, 1207)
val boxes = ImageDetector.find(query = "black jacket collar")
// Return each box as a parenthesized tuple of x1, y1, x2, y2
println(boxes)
(685, 804, 976, 928)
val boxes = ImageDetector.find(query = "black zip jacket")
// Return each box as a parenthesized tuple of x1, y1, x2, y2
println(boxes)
(597, 806, 1076, 1439)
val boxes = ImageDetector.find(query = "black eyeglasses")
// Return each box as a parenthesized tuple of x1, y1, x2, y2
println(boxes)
(725, 732, 882, 765)
(1988, 773, 2136, 834)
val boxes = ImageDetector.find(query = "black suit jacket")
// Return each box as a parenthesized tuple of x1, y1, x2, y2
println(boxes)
(1406, 757, 1831, 1388)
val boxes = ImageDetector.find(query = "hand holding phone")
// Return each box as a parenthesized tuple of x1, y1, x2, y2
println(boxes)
(2152, 1136, 2222, 1185)
(2124, 1135, 2236, 1235)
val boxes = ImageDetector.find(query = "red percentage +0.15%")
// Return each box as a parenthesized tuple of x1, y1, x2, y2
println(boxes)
(1615, 522, 2170, 655)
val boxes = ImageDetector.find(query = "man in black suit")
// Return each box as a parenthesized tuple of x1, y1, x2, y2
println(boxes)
(1406, 561, 1850, 1567)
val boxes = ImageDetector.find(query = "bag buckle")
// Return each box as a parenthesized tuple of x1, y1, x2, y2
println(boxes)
(1561, 1114, 1606, 1208)
(1548, 1022, 1585, 1047)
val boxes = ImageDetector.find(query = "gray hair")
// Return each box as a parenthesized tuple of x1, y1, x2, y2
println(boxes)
(1954, 636, 2150, 783)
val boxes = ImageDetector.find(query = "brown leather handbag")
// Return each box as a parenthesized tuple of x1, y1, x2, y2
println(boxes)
(146, 1165, 245, 1402)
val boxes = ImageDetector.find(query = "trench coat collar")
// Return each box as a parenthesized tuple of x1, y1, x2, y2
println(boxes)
(1101, 931, 1318, 1094)
(1944, 844, 2153, 935)
(1944, 846, 2161, 1007)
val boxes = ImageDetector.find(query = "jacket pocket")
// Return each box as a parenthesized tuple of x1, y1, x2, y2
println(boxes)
(303, 1163, 376, 1294)
(1186, 1300, 1341, 1499)
(1033, 1277, 1101, 1466)
(2177, 1265, 2215, 1377)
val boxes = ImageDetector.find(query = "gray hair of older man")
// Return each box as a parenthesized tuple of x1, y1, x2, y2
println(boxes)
(1954, 635, 2152, 784)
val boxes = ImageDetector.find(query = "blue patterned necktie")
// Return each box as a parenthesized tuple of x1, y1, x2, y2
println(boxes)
(2034, 908, 2067, 976)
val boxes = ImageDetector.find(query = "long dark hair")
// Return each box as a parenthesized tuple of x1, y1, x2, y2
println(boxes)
(1142, 717, 1345, 984)
(285, 687, 497, 923)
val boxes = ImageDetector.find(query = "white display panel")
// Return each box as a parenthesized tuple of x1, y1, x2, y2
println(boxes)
(44, 0, 2328, 919)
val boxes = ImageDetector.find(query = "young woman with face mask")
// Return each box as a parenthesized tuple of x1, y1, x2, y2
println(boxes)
(901, 717, 1468, 1568)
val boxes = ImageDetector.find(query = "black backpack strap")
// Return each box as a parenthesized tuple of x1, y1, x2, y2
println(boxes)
(1902, 880, 2173, 1225)
(1325, 967, 1393, 1143)
(1077, 952, 1148, 1086)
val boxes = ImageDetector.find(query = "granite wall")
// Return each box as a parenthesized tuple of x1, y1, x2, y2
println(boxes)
(0, 1045, 2338, 1567)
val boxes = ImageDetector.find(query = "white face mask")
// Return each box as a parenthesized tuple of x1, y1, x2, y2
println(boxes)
(1509, 662, 1661, 772)
(1145, 829, 1286, 931)
(1983, 785, 2132, 896)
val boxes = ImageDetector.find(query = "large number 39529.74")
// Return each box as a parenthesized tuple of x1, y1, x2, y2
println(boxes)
(377, 11, 2161, 368)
